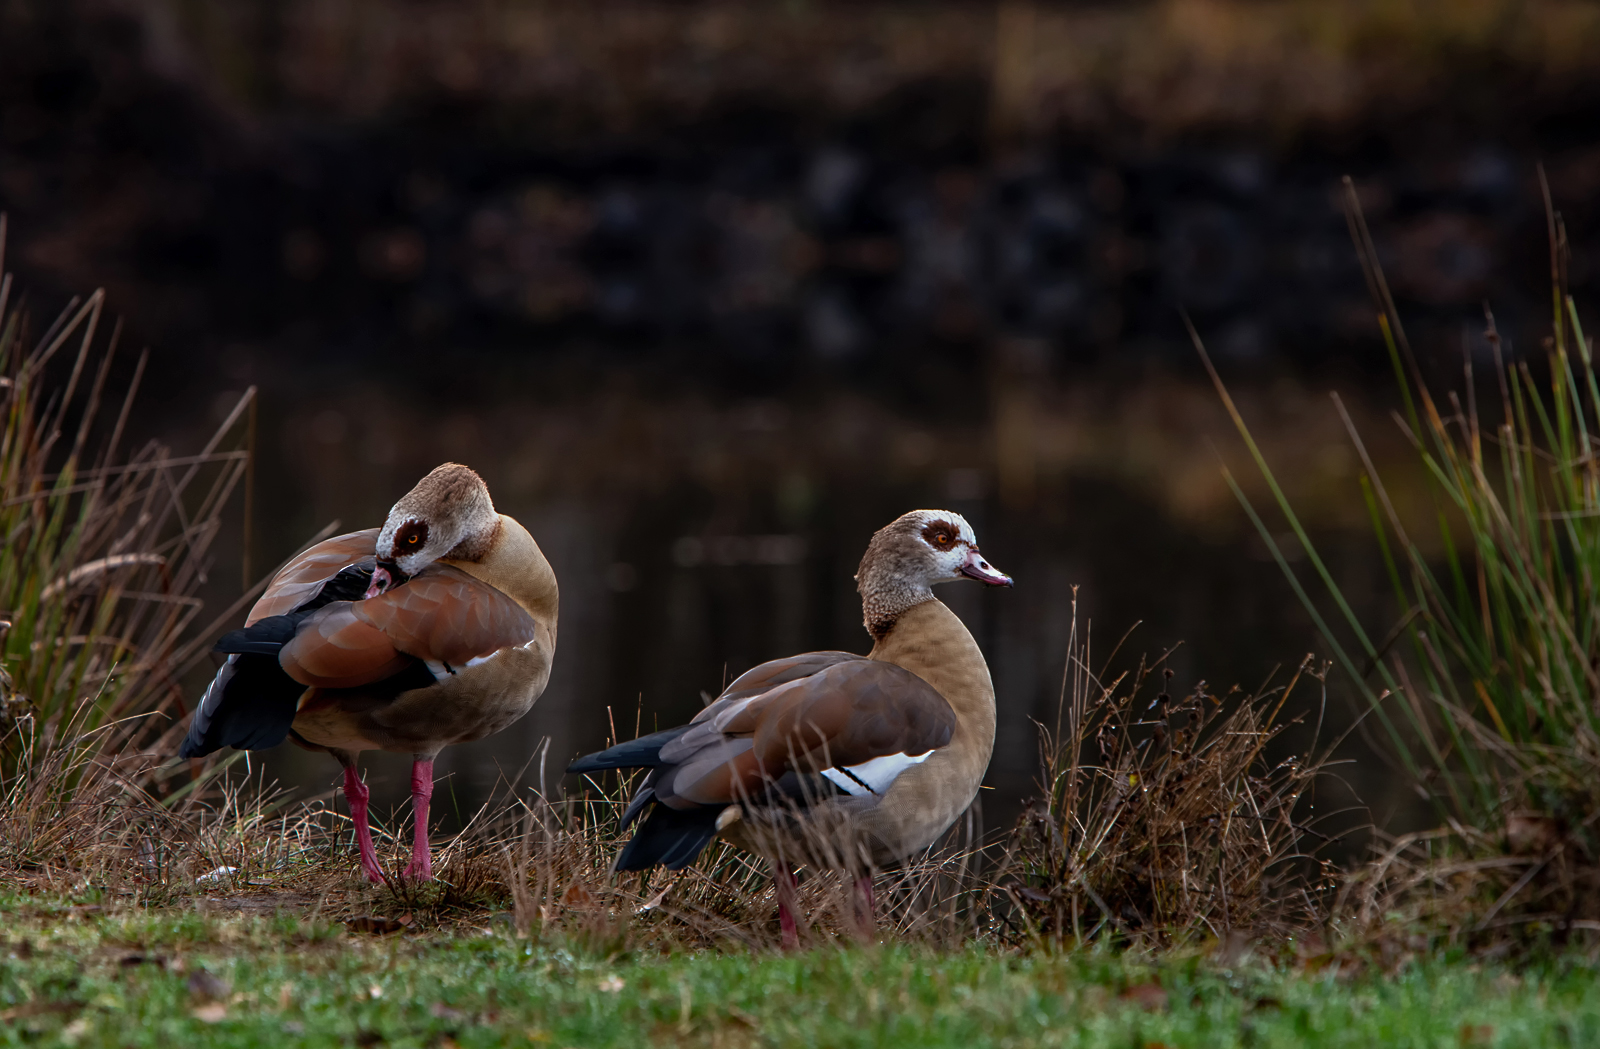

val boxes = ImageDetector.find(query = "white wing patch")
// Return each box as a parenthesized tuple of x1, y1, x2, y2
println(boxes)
(820, 750, 933, 796)
(427, 651, 510, 676)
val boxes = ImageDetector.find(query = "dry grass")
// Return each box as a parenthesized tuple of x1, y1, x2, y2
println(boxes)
(990, 595, 1336, 951)
(1, 719, 997, 953)
(1327, 824, 1600, 964)
(0, 213, 259, 882)
(0, 644, 1342, 954)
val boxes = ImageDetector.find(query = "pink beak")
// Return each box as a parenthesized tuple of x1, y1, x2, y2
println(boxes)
(363, 564, 394, 601)
(959, 548, 1013, 587)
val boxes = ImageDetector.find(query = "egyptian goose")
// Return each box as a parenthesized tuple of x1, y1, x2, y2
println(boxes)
(180, 463, 558, 883)
(569, 509, 1010, 942)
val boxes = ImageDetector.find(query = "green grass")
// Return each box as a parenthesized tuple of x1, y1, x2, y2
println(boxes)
(2, 895, 1597, 1048)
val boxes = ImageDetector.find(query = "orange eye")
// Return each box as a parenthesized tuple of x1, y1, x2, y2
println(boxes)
(935, 533, 951, 546)
(405, 533, 421, 546)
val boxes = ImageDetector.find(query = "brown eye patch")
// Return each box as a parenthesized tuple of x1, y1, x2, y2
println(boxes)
(393, 520, 429, 555)
(920, 520, 963, 549)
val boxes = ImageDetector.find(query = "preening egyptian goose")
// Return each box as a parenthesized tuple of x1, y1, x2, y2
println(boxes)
(180, 463, 558, 883)
(569, 509, 1009, 941)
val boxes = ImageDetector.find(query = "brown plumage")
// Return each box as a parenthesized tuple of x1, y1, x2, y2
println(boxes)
(569, 508, 1009, 943)
(645, 653, 956, 814)
(181, 463, 558, 882)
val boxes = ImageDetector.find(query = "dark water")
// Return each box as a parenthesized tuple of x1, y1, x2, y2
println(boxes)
(6, 1, 1597, 842)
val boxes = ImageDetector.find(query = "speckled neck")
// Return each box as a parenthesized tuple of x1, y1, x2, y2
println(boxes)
(858, 565, 934, 641)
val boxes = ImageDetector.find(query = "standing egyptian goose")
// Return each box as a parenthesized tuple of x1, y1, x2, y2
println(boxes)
(569, 509, 1009, 941)
(180, 463, 558, 883)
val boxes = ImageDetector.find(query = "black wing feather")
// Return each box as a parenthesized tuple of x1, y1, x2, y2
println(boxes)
(180, 653, 303, 757)
(614, 804, 723, 871)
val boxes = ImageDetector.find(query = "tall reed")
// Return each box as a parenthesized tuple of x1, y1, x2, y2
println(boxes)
(1206, 177, 1600, 935)
(0, 215, 258, 876)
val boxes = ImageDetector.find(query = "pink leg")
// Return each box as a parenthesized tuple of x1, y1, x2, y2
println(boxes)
(775, 863, 799, 949)
(852, 874, 876, 940)
(403, 758, 434, 882)
(342, 766, 384, 883)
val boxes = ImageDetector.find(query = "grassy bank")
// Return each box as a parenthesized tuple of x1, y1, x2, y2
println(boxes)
(2, 893, 1597, 1049)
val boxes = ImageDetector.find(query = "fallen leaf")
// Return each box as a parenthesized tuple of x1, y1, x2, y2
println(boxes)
(278, 982, 294, 1010)
(1119, 984, 1168, 1012)
(346, 915, 408, 935)
(1460, 1024, 1495, 1046)
(192, 1002, 229, 1024)
(562, 880, 595, 910)
(597, 975, 625, 993)
(60, 1017, 91, 1043)
(369, 984, 385, 999)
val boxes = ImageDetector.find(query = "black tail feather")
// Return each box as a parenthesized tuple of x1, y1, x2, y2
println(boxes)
(179, 653, 303, 757)
(571, 727, 720, 872)
(567, 727, 689, 775)
(614, 802, 723, 871)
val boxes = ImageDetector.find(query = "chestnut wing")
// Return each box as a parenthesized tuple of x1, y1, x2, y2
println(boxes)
(655, 657, 956, 810)
(245, 528, 381, 625)
(278, 566, 540, 688)
(708, 651, 862, 706)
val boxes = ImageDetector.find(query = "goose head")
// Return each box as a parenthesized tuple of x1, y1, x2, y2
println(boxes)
(855, 509, 1011, 635)
(363, 463, 500, 598)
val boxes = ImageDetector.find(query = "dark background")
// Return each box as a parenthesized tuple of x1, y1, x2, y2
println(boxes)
(5, 0, 1600, 842)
